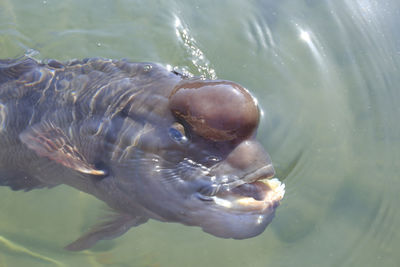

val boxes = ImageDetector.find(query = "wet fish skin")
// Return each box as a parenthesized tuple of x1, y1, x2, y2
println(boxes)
(0, 57, 284, 250)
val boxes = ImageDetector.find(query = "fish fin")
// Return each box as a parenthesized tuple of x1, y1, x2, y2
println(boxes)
(65, 213, 148, 251)
(0, 169, 50, 191)
(19, 121, 105, 176)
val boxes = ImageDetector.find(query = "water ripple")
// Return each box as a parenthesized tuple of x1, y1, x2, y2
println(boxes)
(246, 15, 276, 51)
(173, 15, 217, 80)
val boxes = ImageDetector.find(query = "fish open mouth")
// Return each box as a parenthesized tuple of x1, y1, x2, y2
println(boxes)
(197, 166, 285, 212)
(212, 178, 285, 211)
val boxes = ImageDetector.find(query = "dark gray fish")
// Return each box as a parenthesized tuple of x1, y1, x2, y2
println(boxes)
(0, 57, 285, 251)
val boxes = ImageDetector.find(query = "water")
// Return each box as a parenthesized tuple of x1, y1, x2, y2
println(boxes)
(0, 0, 399, 266)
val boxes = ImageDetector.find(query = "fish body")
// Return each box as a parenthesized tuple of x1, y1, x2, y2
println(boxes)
(0, 57, 284, 250)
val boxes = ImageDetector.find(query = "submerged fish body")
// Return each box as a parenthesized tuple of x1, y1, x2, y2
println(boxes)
(0, 57, 284, 250)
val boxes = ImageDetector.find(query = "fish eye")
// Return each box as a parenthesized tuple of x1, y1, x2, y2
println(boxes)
(168, 122, 188, 144)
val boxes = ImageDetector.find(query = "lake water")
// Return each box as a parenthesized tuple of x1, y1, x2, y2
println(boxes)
(0, 0, 399, 266)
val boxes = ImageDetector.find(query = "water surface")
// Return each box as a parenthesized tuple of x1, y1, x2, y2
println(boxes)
(0, 0, 399, 266)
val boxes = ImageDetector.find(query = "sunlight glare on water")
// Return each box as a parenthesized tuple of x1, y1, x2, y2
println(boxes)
(173, 15, 217, 79)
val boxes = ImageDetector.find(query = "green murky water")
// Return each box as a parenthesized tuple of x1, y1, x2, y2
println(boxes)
(1, 0, 399, 266)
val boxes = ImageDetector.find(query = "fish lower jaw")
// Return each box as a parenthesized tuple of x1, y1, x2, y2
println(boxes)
(210, 178, 285, 211)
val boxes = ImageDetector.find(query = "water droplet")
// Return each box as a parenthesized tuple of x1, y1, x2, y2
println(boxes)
(166, 64, 173, 71)
(143, 64, 152, 72)
(206, 156, 221, 163)
(24, 49, 40, 58)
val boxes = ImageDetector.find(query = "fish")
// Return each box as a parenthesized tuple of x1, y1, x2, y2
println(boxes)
(0, 57, 285, 251)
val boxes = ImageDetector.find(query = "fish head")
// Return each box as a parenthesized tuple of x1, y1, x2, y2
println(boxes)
(112, 77, 285, 239)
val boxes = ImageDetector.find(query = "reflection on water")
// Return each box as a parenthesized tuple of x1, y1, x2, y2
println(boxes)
(1, 0, 400, 266)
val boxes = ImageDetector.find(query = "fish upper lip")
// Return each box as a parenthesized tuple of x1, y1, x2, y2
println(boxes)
(241, 164, 275, 183)
(198, 164, 275, 197)
(195, 163, 285, 212)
